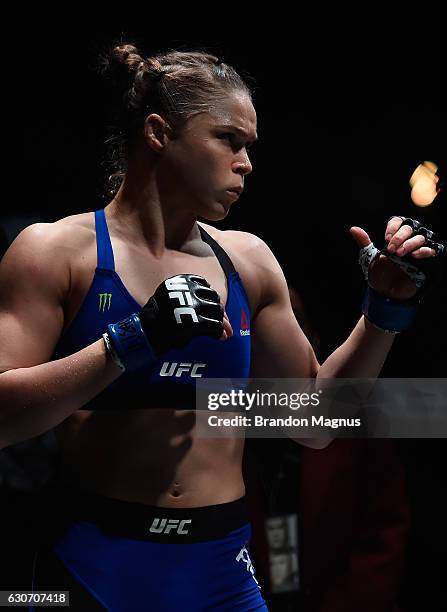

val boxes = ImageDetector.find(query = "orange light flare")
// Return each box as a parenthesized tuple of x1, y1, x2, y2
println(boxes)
(409, 161, 441, 207)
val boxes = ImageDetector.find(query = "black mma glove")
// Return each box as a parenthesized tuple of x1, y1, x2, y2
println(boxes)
(104, 274, 224, 371)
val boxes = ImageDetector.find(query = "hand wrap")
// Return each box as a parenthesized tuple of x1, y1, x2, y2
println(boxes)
(359, 217, 445, 333)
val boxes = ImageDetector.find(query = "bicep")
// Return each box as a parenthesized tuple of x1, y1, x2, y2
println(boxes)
(0, 225, 66, 372)
(251, 298, 319, 378)
(231, 231, 327, 449)
(247, 240, 319, 378)
(250, 289, 326, 449)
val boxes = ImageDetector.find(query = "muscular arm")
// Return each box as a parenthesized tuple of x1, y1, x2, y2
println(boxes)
(316, 317, 395, 379)
(0, 224, 123, 450)
(247, 235, 395, 448)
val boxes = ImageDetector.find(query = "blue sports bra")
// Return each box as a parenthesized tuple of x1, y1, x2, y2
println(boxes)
(52, 210, 251, 410)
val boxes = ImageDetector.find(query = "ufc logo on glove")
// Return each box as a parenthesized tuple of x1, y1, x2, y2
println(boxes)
(166, 276, 199, 323)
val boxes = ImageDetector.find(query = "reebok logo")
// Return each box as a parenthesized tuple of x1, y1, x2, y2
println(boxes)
(240, 309, 250, 336)
(165, 276, 199, 325)
(98, 293, 112, 312)
(149, 518, 192, 535)
(160, 362, 206, 378)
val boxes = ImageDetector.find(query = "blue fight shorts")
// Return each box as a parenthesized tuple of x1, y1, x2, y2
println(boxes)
(30, 487, 268, 611)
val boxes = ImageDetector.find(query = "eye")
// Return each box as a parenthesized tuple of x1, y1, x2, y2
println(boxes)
(217, 132, 255, 153)
(217, 132, 236, 143)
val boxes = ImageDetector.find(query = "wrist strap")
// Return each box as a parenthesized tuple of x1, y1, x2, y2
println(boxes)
(102, 333, 125, 371)
(107, 314, 157, 372)
(362, 286, 419, 333)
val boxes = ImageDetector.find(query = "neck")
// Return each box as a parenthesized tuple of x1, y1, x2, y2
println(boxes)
(105, 158, 199, 256)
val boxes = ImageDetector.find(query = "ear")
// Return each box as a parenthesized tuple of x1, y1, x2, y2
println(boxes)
(143, 114, 173, 152)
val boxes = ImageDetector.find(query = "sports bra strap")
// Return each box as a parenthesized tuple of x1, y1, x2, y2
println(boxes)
(198, 226, 236, 278)
(94, 213, 234, 277)
(95, 209, 115, 271)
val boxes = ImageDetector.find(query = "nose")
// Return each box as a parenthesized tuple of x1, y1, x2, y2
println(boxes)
(232, 150, 253, 176)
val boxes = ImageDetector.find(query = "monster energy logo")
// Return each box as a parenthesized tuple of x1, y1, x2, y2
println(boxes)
(98, 293, 112, 312)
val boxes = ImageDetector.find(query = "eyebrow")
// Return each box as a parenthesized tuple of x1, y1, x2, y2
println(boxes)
(216, 125, 259, 144)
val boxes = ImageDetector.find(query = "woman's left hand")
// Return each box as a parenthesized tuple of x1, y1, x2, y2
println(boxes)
(350, 217, 437, 300)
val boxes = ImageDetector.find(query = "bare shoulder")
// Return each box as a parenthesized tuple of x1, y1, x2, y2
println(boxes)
(6, 211, 95, 257)
(198, 223, 284, 315)
(199, 223, 275, 265)
(0, 211, 96, 300)
(53, 211, 96, 240)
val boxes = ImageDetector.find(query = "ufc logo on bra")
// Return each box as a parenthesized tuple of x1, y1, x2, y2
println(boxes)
(160, 362, 206, 378)
(149, 518, 192, 535)
(165, 276, 199, 324)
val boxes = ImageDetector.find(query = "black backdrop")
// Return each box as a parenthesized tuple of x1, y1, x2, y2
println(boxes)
(3, 22, 447, 611)
(11, 27, 446, 372)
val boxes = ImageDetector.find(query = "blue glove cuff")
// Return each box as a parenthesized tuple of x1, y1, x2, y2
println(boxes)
(362, 286, 419, 333)
(107, 314, 157, 371)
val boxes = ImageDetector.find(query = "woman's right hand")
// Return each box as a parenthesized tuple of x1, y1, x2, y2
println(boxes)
(107, 274, 231, 371)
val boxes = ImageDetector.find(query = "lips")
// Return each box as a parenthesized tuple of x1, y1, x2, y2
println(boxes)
(227, 185, 243, 196)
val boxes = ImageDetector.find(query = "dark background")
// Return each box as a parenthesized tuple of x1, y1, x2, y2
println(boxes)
(1, 21, 446, 611)
(7, 26, 446, 371)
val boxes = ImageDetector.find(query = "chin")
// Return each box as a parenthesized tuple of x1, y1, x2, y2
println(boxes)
(198, 202, 231, 222)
